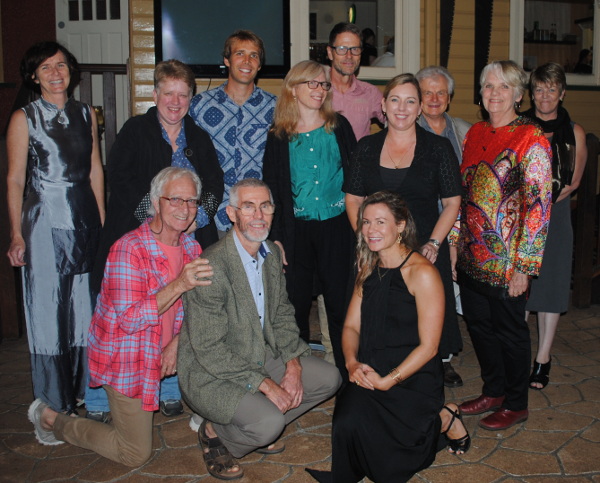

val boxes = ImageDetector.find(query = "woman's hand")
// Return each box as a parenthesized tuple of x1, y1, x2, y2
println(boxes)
(364, 370, 395, 391)
(7, 236, 26, 267)
(347, 360, 376, 390)
(178, 257, 213, 291)
(420, 242, 439, 263)
(508, 271, 529, 298)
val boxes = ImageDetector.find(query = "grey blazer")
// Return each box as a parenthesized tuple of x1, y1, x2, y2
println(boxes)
(177, 231, 310, 424)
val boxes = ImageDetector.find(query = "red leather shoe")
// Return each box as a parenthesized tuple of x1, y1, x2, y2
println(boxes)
(459, 395, 505, 415)
(478, 408, 529, 430)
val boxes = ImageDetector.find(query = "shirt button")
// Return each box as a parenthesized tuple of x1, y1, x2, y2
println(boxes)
(315, 181, 319, 184)
(306, 133, 310, 137)
(309, 148, 314, 152)
(258, 361, 263, 366)
(315, 197, 319, 201)
(246, 384, 252, 390)
(313, 165, 317, 168)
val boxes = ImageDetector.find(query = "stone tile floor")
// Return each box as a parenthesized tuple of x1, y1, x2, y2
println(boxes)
(1, 304, 599, 482)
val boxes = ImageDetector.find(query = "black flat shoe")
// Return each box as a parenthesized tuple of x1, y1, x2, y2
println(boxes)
(530, 359, 551, 390)
(441, 405, 471, 454)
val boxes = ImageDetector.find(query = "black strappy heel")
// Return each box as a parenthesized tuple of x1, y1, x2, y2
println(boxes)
(441, 405, 471, 454)
(529, 358, 551, 390)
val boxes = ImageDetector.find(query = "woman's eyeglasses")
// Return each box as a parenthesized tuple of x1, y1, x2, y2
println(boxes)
(160, 197, 200, 207)
(299, 80, 332, 91)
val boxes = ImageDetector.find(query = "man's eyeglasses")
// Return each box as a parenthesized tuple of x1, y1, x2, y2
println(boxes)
(299, 80, 332, 91)
(330, 45, 362, 56)
(232, 202, 276, 216)
(160, 196, 200, 207)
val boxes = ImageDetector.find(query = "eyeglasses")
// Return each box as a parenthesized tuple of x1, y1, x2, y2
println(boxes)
(299, 80, 332, 91)
(160, 196, 200, 207)
(330, 45, 362, 56)
(232, 202, 275, 216)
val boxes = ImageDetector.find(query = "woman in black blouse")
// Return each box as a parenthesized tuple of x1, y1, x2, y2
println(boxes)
(344, 73, 462, 367)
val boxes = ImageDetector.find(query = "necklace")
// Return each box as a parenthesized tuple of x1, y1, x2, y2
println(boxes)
(377, 265, 388, 281)
(385, 141, 415, 169)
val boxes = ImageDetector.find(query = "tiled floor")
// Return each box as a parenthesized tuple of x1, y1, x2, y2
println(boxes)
(1, 305, 599, 482)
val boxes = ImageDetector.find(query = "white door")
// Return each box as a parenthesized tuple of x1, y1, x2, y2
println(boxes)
(56, 0, 130, 160)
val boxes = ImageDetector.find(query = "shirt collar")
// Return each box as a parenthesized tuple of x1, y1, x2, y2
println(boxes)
(232, 230, 270, 266)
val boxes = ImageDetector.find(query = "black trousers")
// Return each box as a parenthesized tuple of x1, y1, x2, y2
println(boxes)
(460, 284, 530, 411)
(285, 213, 354, 377)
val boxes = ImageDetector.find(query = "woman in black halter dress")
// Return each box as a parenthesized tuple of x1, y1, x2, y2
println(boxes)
(331, 192, 469, 483)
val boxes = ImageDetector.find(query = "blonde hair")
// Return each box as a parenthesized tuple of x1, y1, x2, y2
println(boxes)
(354, 191, 418, 295)
(271, 60, 337, 139)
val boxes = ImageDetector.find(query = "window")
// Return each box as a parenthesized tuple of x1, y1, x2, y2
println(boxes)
(290, 0, 419, 80)
(510, 0, 600, 86)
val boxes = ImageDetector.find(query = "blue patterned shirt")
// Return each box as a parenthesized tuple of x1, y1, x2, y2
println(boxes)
(190, 83, 276, 231)
(159, 118, 209, 229)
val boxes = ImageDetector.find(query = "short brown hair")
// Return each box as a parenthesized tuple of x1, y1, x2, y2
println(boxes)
(529, 62, 566, 95)
(222, 30, 265, 67)
(154, 59, 196, 95)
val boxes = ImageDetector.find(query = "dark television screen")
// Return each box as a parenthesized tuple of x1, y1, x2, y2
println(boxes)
(155, 0, 291, 78)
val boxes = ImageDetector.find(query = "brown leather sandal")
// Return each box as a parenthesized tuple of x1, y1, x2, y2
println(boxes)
(199, 420, 243, 480)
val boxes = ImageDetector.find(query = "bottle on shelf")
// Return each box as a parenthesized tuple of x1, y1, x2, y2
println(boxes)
(550, 23, 557, 41)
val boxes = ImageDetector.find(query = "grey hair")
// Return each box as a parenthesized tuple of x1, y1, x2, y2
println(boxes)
(479, 60, 528, 101)
(148, 167, 202, 216)
(415, 65, 455, 97)
(229, 178, 273, 207)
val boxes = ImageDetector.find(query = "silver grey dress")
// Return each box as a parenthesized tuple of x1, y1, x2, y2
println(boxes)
(21, 97, 101, 413)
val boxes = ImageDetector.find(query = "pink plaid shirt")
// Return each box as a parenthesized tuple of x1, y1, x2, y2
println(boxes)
(88, 221, 201, 411)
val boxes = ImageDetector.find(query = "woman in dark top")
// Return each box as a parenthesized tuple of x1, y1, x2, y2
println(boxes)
(92, 60, 223, 295)
(330, 191, 469, 483)
(263, 60, 356, 375)
(344, 73, 462, 367)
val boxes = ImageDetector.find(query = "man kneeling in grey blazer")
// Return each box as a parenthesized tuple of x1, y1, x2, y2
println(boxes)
(178, 178, 342, 480)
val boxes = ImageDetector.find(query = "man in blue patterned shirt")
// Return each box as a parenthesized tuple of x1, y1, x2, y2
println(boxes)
(190, 30, 276, 235)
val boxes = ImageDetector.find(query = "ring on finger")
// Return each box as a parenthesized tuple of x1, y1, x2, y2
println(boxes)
(355, 380, 360, 386)
(194, 274, 200, 281)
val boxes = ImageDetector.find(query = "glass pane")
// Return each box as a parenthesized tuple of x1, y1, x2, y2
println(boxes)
(523, 0, 594, 75)
(68, 0, 79, 21)
(110, 0, 121, 20)
(309, 0, 395, 67)
(96, 0, 107, 20)
(82, 0, 93, 20)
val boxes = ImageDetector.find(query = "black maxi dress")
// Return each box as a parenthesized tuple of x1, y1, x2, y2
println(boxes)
(332, 253, 444, 482)
(343, 125, 463, 358)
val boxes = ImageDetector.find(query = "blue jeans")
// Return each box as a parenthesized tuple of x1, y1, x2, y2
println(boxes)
(85, 375, 181, 412)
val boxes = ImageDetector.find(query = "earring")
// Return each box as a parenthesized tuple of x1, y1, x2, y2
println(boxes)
(293, 96, 297, 100)
(382, 111, 387, 117)
(396, 232, 403, 244)
(514, 101, 522, 111)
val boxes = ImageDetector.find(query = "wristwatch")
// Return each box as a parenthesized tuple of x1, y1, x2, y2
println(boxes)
(428, 238, 440, 249)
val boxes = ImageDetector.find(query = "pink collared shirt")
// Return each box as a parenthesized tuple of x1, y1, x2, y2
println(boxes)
(331, 77, 385, 140)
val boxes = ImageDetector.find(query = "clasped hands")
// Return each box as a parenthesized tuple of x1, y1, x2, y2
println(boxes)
(259, 359, 303, 413)
(348, 361, 392, 391)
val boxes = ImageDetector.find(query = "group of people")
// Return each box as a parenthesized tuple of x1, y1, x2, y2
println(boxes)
(7, 19, 586, 483)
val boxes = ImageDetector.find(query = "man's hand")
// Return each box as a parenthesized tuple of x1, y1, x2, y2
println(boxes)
(160, 335, 179, 378)
(279, 358, 303, 409)
(259, 377, 293, 413)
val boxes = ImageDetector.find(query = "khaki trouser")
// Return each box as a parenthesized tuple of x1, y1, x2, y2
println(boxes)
(212, 355, 341, 458)
(53, 385, 153, 467)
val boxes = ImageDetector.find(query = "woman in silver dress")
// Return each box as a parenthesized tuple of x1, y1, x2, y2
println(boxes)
(6, 42, 104, 417)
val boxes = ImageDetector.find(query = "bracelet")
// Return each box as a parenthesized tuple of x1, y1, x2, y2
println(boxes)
(389, 367, 403, 384)
(428, 238, 440, 250)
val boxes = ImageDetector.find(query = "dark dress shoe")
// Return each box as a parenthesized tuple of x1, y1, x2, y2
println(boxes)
(443, 361, 463, 388)
(459, 394, 505, 415)
(478, 408, 529, 430)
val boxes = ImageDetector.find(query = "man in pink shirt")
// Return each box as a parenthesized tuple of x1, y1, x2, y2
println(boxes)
(327, 22, 386, 140)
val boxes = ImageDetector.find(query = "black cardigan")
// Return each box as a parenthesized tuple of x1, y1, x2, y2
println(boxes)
(262, 114, 357, 266)
(90, 107, 223, 293)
